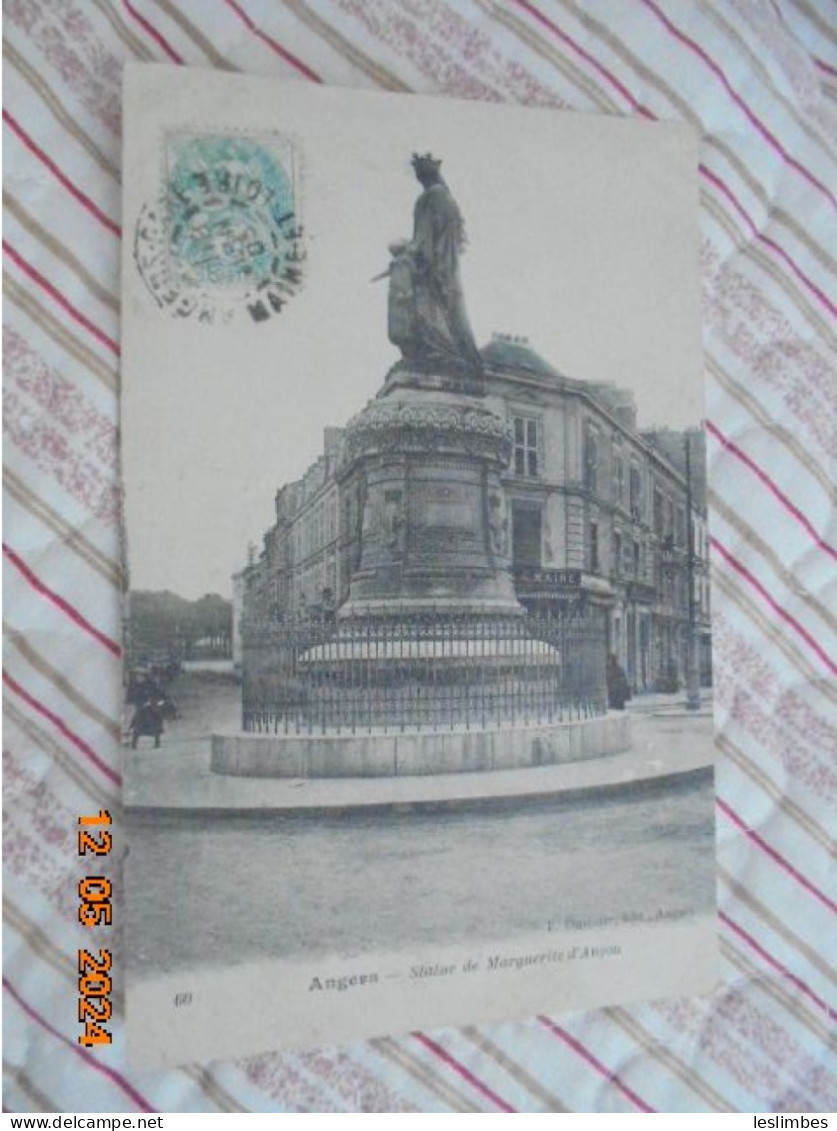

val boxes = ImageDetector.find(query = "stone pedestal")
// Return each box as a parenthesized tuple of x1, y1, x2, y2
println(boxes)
(233, 367, 615, 764)
(340, 373, 521, 618)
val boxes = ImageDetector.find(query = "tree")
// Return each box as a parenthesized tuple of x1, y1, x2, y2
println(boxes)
(128, 591, 232, 662)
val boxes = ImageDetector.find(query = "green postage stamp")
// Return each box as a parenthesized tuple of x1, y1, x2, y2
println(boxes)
(134, 132, 303, 324)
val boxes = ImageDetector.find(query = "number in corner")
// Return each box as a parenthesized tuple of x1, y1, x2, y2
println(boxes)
(76, 815, 114, 1046)
(78, 875, 113, 928)
(79, 1019, 111, 1047)
(78, 949, 113, 1046)
(79, 947, 111, 974)
(78, 809, 112, 857)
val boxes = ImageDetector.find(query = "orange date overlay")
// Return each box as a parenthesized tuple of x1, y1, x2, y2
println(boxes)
(77, 810, 113, 1046)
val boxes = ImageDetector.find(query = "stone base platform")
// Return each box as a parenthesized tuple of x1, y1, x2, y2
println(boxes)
(210, 713, 630, 779)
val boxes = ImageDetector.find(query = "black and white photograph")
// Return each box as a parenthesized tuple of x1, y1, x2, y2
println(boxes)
(120, 64, 717, 1067)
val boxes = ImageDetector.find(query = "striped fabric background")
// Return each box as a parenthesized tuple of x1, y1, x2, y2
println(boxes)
(3, 0, 835, 1113)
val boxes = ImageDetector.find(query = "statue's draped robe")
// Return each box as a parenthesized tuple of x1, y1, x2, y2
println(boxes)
(388, 181, 482, 373)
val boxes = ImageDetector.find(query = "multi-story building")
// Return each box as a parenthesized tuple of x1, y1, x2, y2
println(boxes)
(239, 334, 711, 694)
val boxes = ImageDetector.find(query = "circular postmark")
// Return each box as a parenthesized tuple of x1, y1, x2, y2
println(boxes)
(134, 134, 304, 325)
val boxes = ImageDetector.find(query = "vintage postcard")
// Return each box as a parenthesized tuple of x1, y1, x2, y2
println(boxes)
(121, 63, 716, 1067)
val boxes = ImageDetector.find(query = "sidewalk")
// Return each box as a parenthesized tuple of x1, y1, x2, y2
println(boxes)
(123, 709, 714, 816)
(626, 689, 714, 717)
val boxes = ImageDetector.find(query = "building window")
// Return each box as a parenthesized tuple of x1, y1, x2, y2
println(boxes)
(633, 539, 641, 579)
(590, 520, 600, 573)
(513, 416, 539, 477)
(614, 455, 625, 505)
(584, 424, 599, 493)
(512, 502, 542, 567)
(612, 531, 622, 577)
(630, 464, 642, 520)
(653, 486, 664, 535)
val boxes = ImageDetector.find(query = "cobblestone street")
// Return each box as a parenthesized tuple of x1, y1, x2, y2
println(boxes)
(125, 674, 715, 982)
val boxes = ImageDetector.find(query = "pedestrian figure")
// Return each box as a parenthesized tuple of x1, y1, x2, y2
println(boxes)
(606, 654, 630, 710)
(130, 698, 165, 748)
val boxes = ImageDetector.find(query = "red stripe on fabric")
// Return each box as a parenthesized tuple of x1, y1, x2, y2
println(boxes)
(3, 544, 121, 656)
(3, 241, 120, 357)
(411, 1032, 516, 1111)
(2, 111, 121, 237)
(3, 976, 154, 1111)
(511, 0, 654, 117)
(756, 233, 837, 320)
(3, 672, 121, 787)
(710, 536, 837, 676)
(700, 164, 837, 319)
(511, 3, 833, 321)
(814, 57, 837, 80)
(717, 798, 837, 915)
(537, 1016, 655, 1112)
(122, 0, 183, 63)
(719, 910, 837, 1021)
(222, 0, 321, 81)
(640, 0, 837, 211)
(706, 420, 837, 562)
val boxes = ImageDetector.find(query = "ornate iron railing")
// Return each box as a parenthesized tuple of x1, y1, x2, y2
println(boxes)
(241, 608, 607, 735)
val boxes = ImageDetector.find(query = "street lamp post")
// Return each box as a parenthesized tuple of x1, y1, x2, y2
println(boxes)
(684, 433, 701, 711)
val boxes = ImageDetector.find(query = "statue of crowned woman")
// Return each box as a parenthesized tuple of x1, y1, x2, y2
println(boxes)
(383, 153, 483, 378)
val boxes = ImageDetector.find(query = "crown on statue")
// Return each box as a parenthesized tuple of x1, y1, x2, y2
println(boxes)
(411, 152, 442, 176)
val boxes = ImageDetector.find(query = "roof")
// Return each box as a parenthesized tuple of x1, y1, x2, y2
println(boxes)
(480, 335, 560, 379)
